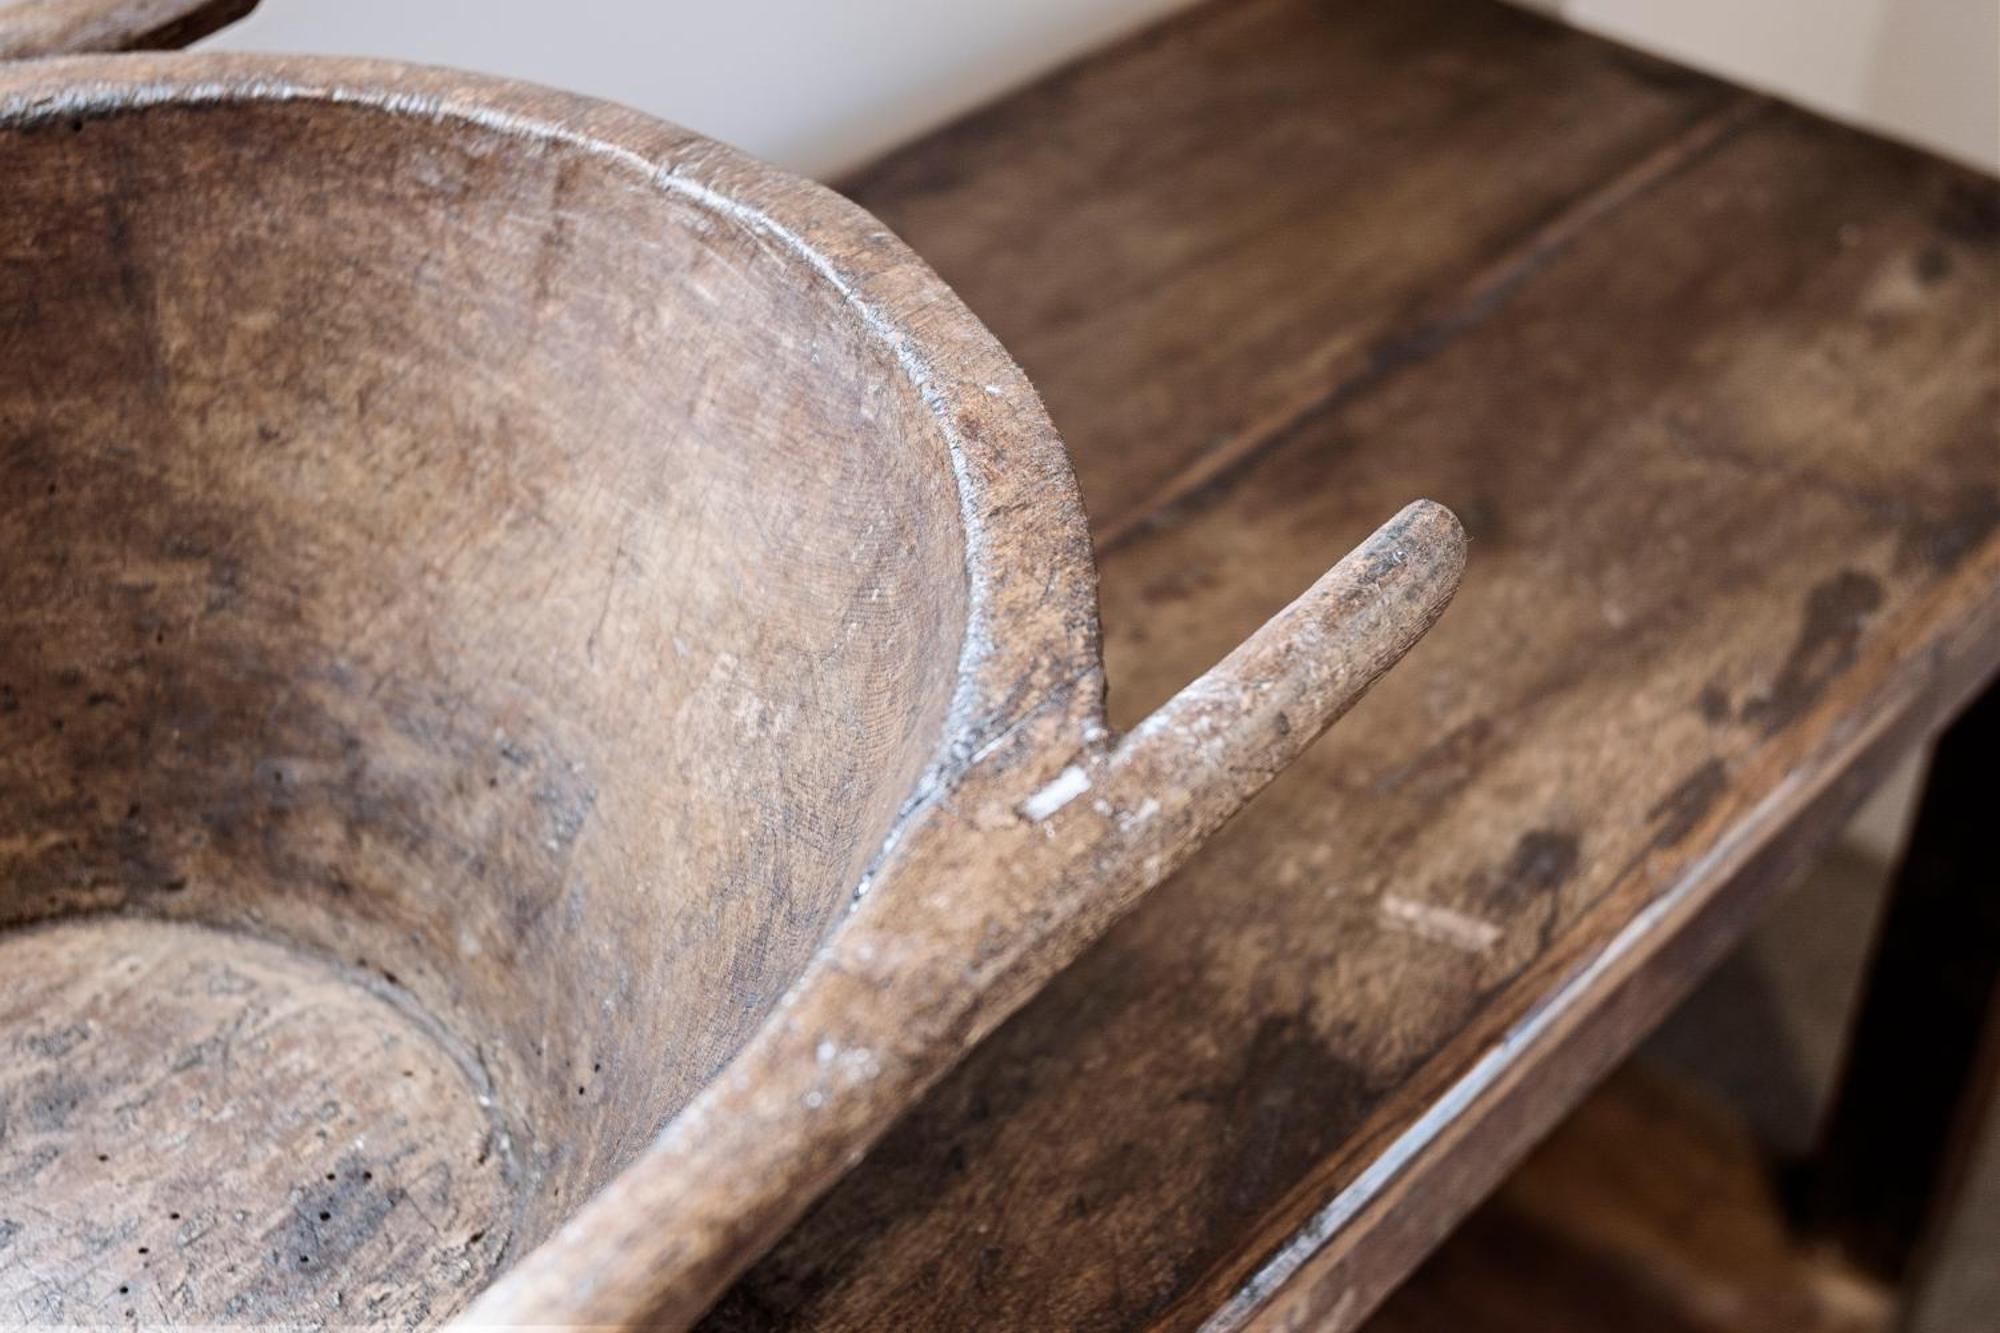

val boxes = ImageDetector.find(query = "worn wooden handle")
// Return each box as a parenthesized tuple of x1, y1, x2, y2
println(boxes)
(1053, 497, 1466, 849)
(461, 501, 1465, 1331)
(945, 497, 1468, 1035)
(0, 0, 257, 58)
(988, 497, 1468, 999)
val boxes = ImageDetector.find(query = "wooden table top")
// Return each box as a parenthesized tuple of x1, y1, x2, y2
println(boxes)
(708, 0, 2000, 1327)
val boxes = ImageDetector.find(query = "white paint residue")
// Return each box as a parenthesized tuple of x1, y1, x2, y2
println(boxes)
(1019, 764, 1091, 821)
(1117, 796, 1161, 833)
(1379, 895, 1502, 954)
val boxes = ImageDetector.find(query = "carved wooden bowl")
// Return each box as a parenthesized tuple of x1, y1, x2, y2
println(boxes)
(0, 49, 1463, 1330)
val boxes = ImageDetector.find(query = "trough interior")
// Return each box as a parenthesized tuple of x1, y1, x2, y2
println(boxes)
(0, 96, 968, 1324)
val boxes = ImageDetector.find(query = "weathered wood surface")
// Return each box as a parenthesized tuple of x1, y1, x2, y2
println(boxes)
(0, 0, 256, 58)
(709, 0, 2000, 1327)
(0, 918, 509, 1327)
(0, 50, 1458, 1329)
(1370, 1066, 1890, 1333)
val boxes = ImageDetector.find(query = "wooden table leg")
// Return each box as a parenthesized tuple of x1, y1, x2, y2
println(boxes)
(1806, 678, 2000, 1293)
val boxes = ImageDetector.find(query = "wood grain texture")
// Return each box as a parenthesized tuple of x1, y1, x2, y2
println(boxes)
(0, 50, 1457, 1329)
(0, 919, 507, 1328)
(1366, 1066, 1891, 1333)
(711, 0, 2000, 1327)
(467, 499, 1461, 1329)
(0, 0, 257, 58)
(839, 0, 1748, 551)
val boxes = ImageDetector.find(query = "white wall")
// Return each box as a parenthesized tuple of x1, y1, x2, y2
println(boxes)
(202, 0, 1199, 179)
(1515, 0, 1998, 173)
(206, 1, 1997, 180)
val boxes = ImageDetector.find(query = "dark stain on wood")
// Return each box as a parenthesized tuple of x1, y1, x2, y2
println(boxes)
(1189, 1011, 1376, 1236)
(1936, 178, 2000, 244)
(1374, 716, 1497, 801)
(1490, 830, 1582, 911)
(1649, 759, 1731, 851)
(1742, 572, 1886, 736)
(1897, 480, 2000, 575)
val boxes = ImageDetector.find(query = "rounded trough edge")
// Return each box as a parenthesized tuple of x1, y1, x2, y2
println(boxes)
(0, 49, 1109, 873)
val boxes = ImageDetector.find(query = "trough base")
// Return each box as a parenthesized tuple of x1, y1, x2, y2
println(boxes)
(0, 917, 509, 1328)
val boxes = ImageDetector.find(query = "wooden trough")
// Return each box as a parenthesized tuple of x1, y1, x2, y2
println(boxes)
(0, 8, 1464, 1327)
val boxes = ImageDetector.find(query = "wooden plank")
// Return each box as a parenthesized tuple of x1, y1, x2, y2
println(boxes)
(1367, 1067, 1891, 1333)
(709, 0, 2000, 1328)
(840, 0, 1748, 548)
(1231, 592, 2000, 1333)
